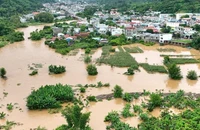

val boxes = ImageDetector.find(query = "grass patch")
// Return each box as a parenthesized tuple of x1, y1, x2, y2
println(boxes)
(169, 58, 200, 64)
(140, 63, 168, 73)
(67, 49, 79, 56)
(102, 46, 112, 56)
(0, 41, 8, 48)
(160, 54, 195, 57)
(98, 51, 139, 68)
(172, 39, 192, 44)
(117, 46, 124, 52)
(157, 48, 176, 52)
(124, 46, 143, 53)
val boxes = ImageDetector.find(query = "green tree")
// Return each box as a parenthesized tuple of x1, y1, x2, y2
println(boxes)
(0, 68, 6, 78)
(190, 33, 200, 49)
(148, 92, 163, 111)
(34, 12, 54, 23)
(86, 64, 98, 75)
(161, 26, 171, 33)
(60, 105, 91, 130)
(163, 56, 170, 65)
(84, 56, 92, 64)
(187, 70, 198, 80)
(168, 64, 183, 80)
(113, 85, 123, 98)
(146, 29, 154, 33)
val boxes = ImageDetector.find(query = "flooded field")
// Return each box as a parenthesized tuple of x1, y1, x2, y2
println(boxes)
(0, 24, 200, 129)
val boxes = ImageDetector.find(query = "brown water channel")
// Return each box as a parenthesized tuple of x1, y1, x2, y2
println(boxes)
(0, 24, 200, 129)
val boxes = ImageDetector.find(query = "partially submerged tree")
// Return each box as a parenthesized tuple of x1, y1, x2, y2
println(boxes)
(187, 70, 198, 80)
(86, 64, 98, 75)
(167, 64, 182, 80)
(0, 68, 6, 78)
(58, 105, 91, 130)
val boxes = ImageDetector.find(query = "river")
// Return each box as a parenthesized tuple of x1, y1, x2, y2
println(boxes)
(0, 24, 200, 129)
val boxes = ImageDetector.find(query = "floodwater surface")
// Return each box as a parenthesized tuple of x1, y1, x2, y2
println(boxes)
(0, 24, 200, 129)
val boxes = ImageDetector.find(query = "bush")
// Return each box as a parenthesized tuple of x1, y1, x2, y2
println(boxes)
(121, 104, 134, 118)
(80, 87, 86, 93)
(85, 48, 91, 54)
(61, 105, 91, 130)
(113, 85, 123, 98)
(84, 56, 92, 63)
(49, 65, 66, 74)
(7, 103, 14, 111)
(187, 70, 198, 80)
(86, 64, 98, 75)
(87, 96, 97, 102)
(29, 70, 38, 76)
(0, 112, 6, 119)
(139, 113, 149, 121)
(133, 93, 140, 99)
(133, 105, 143, 113)
(123, 93, 133, 102)
(26, 84, 74, 110)
(0, 68, 6, 78)
(167, 64, 183, 80)
(147, 93, 163, 112)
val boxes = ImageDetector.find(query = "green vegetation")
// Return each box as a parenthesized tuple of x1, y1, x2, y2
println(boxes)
(168, 64, 183, 80)
(161, 26, 171, 33)
(49, 65, 66, 74)
(0, 68, 6, 78)
(124, 46, 143, 53)
(123, 93, 133, 102)
(190, 33, 200, 50)
(0, 121, 18, 130)
(187, 70, 198, 80)
(147, 92, 163, 112)
(0, 0, 54, 17)
(30, 26, 53, 40)
(169, 58, 200, 64)
(172, 39, 192, 44)
(86, 64, 98, 75)
(29, 70, 38, 76)
(76, 6, 98, 19)
(98, 51, 139, 68)
(34, 12, 54, 23)
(121, 104, 134, 118)
(139, 63, 168, 73)
(80, 87, 86, 93)
(6, 103, 14, 111)
(84, 56, 92, 63)
(4, 31, 24, 43)
(113, 85, 123, 98)
(157, 48, 176, 52)
(26, 84, 74, 110)
(57, 105, 91, 130)
(0, 112, 6, 119)
(87, 96, 97, 102)
(124, 66, 137, 75)
(0, 41, 8, 48)
(85, 48, 91, 54)
(164, 56, 200, 65)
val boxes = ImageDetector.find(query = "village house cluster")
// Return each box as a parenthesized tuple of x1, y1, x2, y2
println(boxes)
(21, 1, 200, 46)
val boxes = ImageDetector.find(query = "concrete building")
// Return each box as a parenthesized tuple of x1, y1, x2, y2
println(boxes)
(159, 34, 173, 43)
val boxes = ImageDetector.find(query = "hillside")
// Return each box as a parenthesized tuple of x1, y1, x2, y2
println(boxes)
(92, 0, 200, 13)
(0, 0, 54, 17)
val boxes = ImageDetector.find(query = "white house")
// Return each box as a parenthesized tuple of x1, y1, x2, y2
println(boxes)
(166, 22, 180, 28)
(96, 24, 108, 34)
(159, 34, 173, 43)
(74, 28, 81, 34)
(111, 28, 124, 36)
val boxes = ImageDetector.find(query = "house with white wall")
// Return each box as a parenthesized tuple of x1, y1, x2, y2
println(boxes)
(159, 34, 172, 43)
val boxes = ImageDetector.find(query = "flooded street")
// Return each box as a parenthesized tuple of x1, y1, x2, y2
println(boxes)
(0, 24, 200, 129)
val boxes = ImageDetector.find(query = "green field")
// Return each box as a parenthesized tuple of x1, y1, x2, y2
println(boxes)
(140, 63, 168, 73)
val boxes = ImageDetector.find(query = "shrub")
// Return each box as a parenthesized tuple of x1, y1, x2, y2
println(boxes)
(26, 84, 74, 110)
(0, 68, 6, 78)
(121, 104, 134, 118)
(85, 48, 91, 54)
(104, 83, 110, 87)
(97, 81, 103, 87)
(80, 87, 86, 93)
(49, 65, 66, 74)
(113, 85, 123, 98)
(87, 96, 97, 102)
(104, 111, 120, 122)
(147, 93, 163, 112)
(29, 70, 38, 76)
(139, 113, 149, 121)
(133, 105, 143, 113)
(7, 103, 14, 111)
(84, 56, 92, 63)
(0, 112, 6, 119)
(123, 93, 133, 102)
(187, 70, 198, 80)
(86, 64, 98, 75)
(61, 105, 91, 130)
(167, 64, 183, 80)
(133, 93, 140, 99)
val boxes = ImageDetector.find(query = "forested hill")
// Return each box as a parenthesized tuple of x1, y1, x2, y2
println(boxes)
(92, 0, 200, 13)
(0, 0, 54, 17)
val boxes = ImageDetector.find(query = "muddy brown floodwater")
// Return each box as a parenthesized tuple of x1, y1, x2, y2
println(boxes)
(0, 24, 200, 129)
